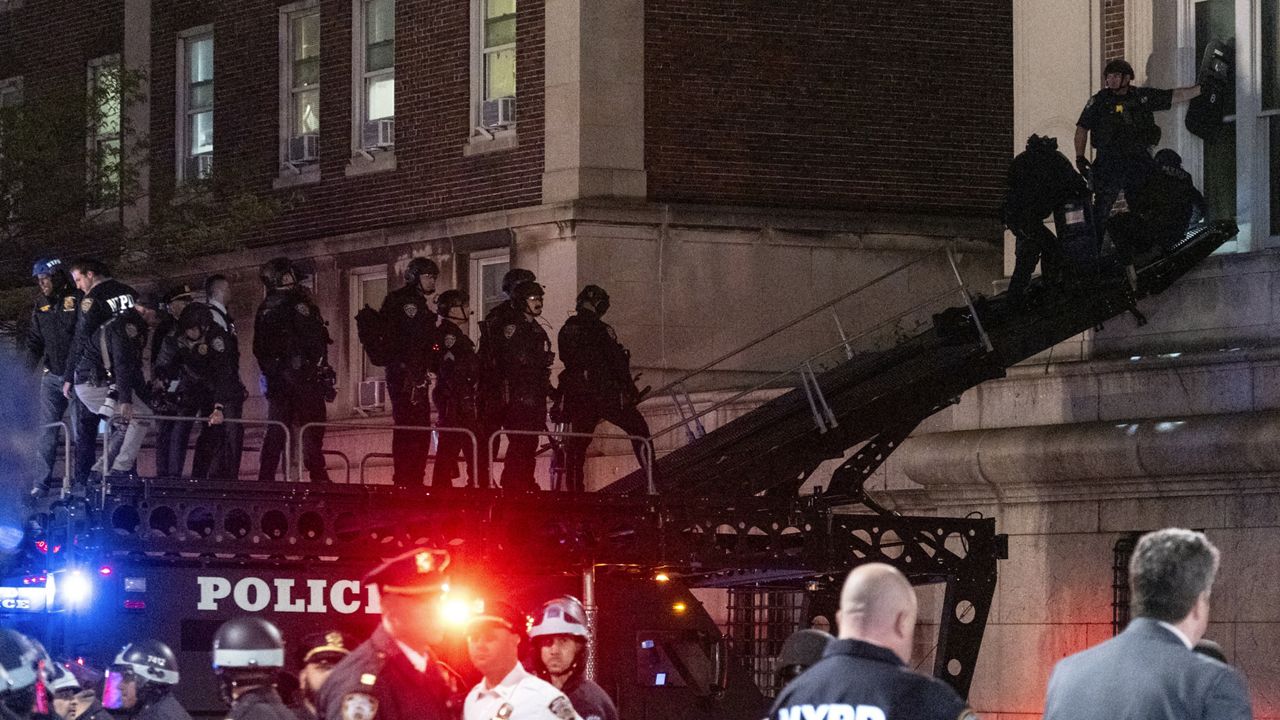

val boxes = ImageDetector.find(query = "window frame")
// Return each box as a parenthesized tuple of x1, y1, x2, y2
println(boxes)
(278, 0, 321, 184)
(468, 0, 518, 148)
(348, 265, 390, 412)
(468, 249, 510, 338)
(86, 54, 123, 210)
(351, 0, 395, 155)
(175, 25, 214, 183)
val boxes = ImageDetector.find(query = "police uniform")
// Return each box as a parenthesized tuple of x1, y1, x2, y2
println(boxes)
(431, 317, 481, 487)
(1077, 85, 1173, 228)
(292, 632, 353, 720)
(477, 301, 523, 485)
(494, 314, 553, 490)
(253, 286, 333, 482)
(556, 675, 616, 720)
(150, 286, 195, 478)
(228, 687, 296, 720)
(556, 308, 650, 493)
(26, 278, 89, 489)
(315, 549, 462, 720)
(767, 639, 978, 720)
(204, 297, 246, 479)
(185, 320, 248, 480)
(379, 283, 438, 487)
(464, 664, 581, 720)
(75, 305, 154, 476)
(1002, 138, 1091, 298)
(1107, 156, 1208, 266)
(65, 277, 137, 477)
(137, 692, 195, 720)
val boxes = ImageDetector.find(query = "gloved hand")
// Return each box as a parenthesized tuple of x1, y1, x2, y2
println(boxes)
(1075, 155, 1092, 177)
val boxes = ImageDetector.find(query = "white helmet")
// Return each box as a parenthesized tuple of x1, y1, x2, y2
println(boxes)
(528, 596, 589, 640)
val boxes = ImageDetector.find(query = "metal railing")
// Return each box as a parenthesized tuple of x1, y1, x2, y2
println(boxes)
(489, 428, 656, 495)
(40, 421, 71, 498)
(298, 421, 479, 486)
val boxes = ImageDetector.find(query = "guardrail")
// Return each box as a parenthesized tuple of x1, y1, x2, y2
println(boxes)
(298, 421, 479, 486)
(489, 428, 656, 495)
(40, 421, 71, 498)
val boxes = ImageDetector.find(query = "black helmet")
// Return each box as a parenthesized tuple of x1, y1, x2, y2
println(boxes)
(111, 640, 179, 686)
(212, 616, 285, 671)
(1104, 58, 1135, 79)
(259, 257, 299, 290)
(404, 257, 440, 285)
(575, 285, 610, 316)
(436, 289, 469, 321)
(1025, 134, 1058, 152)
(511, 280, 545, 305)
(177, 302, 214, 332)
(501, 268, 536, 296)
(1154, 148, 1184, 169)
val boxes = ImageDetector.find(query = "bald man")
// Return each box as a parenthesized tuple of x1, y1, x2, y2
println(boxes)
(767, 563, 979, 720)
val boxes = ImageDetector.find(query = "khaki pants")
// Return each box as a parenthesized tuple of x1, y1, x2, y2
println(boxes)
(75, 384, 153, 473)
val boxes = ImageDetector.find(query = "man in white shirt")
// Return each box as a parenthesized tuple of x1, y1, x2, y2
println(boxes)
(463, 601, 581, 720)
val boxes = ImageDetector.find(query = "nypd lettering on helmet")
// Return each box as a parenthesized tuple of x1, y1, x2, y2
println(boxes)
(777, 705, 886, 720)
(196, 576, 383, 614)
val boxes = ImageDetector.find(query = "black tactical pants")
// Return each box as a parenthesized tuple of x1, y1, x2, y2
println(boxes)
(388, 375, 432, 487)
(565, 402, 651, 493)
(499, 398, 546, 491)
(259, 386, 327, 482)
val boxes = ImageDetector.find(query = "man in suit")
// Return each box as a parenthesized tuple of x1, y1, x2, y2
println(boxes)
(1043, 528, 1252, 720)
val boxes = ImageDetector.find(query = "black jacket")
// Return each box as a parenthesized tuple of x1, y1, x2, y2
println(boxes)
(136, 693, 194, 720)
(768, 639, 974, 720)
(65, 278, 137, 385)
(25, 285, 80, 375)
(432, 319, 479, 424)
(253, 288, 330, 397)
(558, 311, 635, 411)
(315, 626, 461, 720)
(156, 325, 246, 407)
(80, 308, 150, 404)
(227, 687, 296, 720)
(496, 316, 553, 403)
(561, 674, 618, 720)
(379, 284, 438, 381)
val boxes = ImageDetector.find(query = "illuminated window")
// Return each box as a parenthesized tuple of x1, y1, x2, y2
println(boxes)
(177, 28, 214, 181)
(354, 0, 394, 152)
(88, 55, 122, 207)
(279, 2, 320, 176)
(472, 0, 516, 134)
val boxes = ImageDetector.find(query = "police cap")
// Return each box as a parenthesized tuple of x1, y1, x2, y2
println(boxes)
(162, 284, 195, 305)
(465, 600, 529, 640)
(362, 547, 451, 595)
(299, 630, 353, 666)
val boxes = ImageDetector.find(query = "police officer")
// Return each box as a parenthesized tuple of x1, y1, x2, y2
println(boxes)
(25, 257, 92, 496)
(152, 285, 195, 478)
(493, 281, 554, 491)
(556, 285, 650, 492)
(478, 268, 537, 485)
(62, 258, 137, 479)
(253, 257, 334, 483)
(315, 547, 462, 720)
(74, 293, 162, 480)
(290, 632, 351, 720)
(431, 289, 482, 488)
(528, 596, 617, 720)
(48, 659, 112, 720)
(1002, 135, 1092, 302)
(212, 617, 294, 720)
(201, 274, 246, 479)
(1075, 59, 1202, 234)
(768, 563, 978, 720)
(105, 640, 192, 720)
(463, 601, 581, 720)
(773, 629, 833, 690)
(379, 257, 441, 487)
(0, 628, 41, 720)
(1107, 148, 1209, 274)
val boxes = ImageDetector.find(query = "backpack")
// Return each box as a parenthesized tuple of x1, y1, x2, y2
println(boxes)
(355, 304, 391, 367)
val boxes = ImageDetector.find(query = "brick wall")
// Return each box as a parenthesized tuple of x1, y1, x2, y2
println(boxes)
(148, 0, 545, 247)
(645, 0, 1014, 218)
(1103, 0, 1126, 69)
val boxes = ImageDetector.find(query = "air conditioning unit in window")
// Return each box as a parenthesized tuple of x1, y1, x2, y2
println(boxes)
(287, 134, 319, 164)
(362, 118, 395, 150)
(357, 378, 387, 409)
(480, 96, 516, 129)
(186, 153, 213, 179)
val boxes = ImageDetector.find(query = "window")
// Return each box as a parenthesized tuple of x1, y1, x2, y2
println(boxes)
(1195, 0, 1235, 221)
(88, 56, 122, 207)
(468, 251, 509, 338)
(0, 77, 22, 215)
(280, 2, 320, 173)
(177, 28, 214, 181)
(469, 0, 517, 138)
(350, 267, 389, 410)
(354, 0, 394, 152)
(1264, 0, 1280, 236)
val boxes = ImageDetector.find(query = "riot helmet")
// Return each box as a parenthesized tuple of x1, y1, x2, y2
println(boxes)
(28, 639, 77, 695)
(774, 628, 833, 686)
(403, 257, 440, 285)
(105, 639, 179, 712)
(212, 617, 285, 704)
(528, 596, 590, 682)
(436, 289, 470, 325)
(0, 629, 40, 720)
(30, 258, 64, 279)
(575, 285, 610, 316)
(259, 257, 299, 291)
(1104, 58, 1135, 79)
(1154, 148, 1184, 169)
(1025, 134, 1059, 153)
(501, 268, 536, 297)
(177, 302, 214, 336)
(511, 280, 545, 316)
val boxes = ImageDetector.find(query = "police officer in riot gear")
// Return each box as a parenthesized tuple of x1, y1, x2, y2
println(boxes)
(74, 293, 162, 480)
(478, 268, 537, 483)
(1075, 59, 1202, 234)
(379, 257, 441, 487)
(1107, 148, 1209, 271)
(528, 596, 618, 720)
(0, 628, 41, 720)
(105, 640, 191, 720)
(494, 280, 554, 490)
(769, 564, 978, 720)
(316, 547, 462, 720)
(556, 285, 650, 492)
(212, 617, 295, 720)
(25, 257, 93, 495)
(431, 289, 482, 488)
(1002, 135, 1091, 301)
(254, 257, 334, 483)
